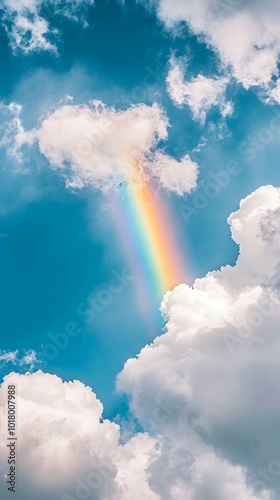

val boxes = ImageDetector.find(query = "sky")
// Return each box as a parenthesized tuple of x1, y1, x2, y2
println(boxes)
(0, 1, 280, 499)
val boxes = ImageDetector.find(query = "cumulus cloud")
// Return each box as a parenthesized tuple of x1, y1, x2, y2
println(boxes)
(2, 187, 278, 498)
(0, 370, 266, 500)
(1, 161, 278, 498)
(148, 151, 198, 196)
(166, 57, 232, 124)
(0, 0, 94, 53)
(0, 371, 159, 500)
(8, 101, 198, 195)
(118, 185, 280, 499)
(147, 0, 280, 91)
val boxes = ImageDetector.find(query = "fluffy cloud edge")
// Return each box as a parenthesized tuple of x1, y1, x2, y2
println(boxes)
(117, 184, 280, 499)
(145, 0, 280, 96)
(166, 56, 233, 124)
(0, 369, 267, 500)
(1, 186, 279, 498)
(3, 100, 198, 196)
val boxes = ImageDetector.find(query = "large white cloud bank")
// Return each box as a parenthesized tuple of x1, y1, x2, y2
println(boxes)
(1, 185, 280, 499)
(118, 185, 280, 500)
(0, 371, 265, 500)
(0, 371, 159, 500)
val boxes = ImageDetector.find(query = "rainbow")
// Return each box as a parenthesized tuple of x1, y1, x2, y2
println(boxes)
(111, 159, 189, 331)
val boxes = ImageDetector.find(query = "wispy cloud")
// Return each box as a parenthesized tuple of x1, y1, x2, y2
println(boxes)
(148, 0, 280, 93)
(0, 0, 95, 54)
(166, 56, 232, 124)
(0, 349, 41, 371)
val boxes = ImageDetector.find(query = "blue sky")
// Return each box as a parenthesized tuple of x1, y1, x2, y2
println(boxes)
(0, 0, 279, 417)
(1, 1, 280, 499)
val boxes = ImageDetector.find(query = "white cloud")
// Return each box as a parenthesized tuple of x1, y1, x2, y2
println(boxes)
(266, 78, 280, 104)
(0, 369, 266, 500)
(1, 0, 94, 53)
(149, 445, 268, 500)
(2, 185, 279, 500)
(8, 101, 198, 196)
(118, 185, 280, 499)
(0, 102, 33, 162)
(167, 57, 232, 124)
(0, 349, 41, 370)
(148, 151, 198, 196)
(19, 350, 41, 370)
(148, 0, 280, 91)
(0, 350, 18, 365)
(0, 371, 159, 499)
